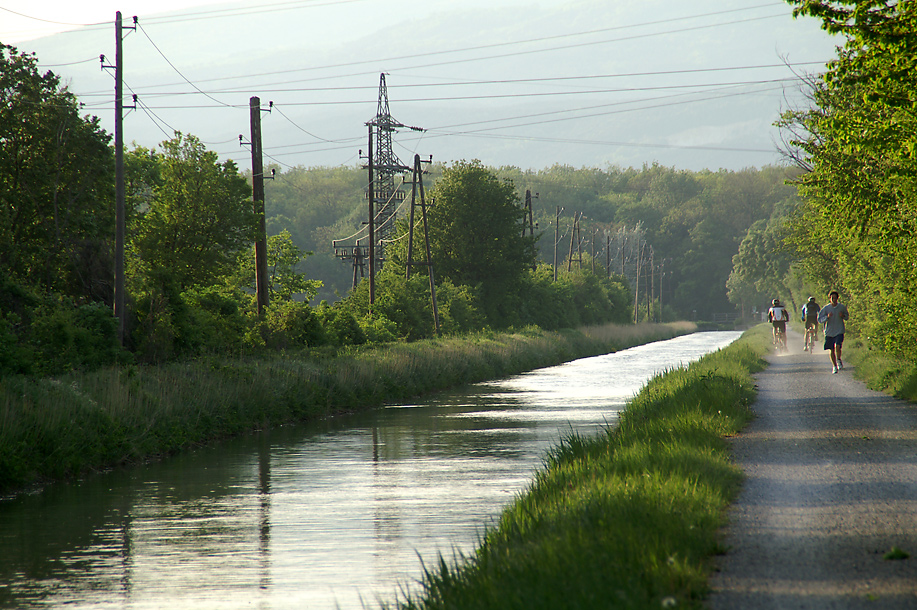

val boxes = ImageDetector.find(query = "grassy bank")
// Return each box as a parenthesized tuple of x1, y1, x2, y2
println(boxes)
(0, 322, 694, 495)
(843, 337, 917, 403)
(386, 325, 772, 610)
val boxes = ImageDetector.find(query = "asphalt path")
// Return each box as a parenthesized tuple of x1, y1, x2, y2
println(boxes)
(707, 330, 917, 609)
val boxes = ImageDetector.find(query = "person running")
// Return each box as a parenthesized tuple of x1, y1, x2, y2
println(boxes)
(801, 296, 821, 351)
(817, 290, 849, 373)
(768, 298, 788, 348)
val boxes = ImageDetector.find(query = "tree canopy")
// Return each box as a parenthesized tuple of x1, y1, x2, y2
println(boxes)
(425, 160, 537, 319)
(129, 133, 256, 291)
(781, 0, 917, 357)
(0, 43, 114, 299)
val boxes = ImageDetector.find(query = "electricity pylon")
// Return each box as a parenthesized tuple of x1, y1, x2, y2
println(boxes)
(368, 73, 421, 253)
(333, 73, 422, 304)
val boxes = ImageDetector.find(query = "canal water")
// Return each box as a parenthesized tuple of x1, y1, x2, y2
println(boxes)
(0, 331, 741, 609)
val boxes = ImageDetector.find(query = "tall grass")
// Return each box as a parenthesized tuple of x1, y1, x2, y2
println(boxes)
(843, 337, 917, 403)
(387, 325, 772, 610)
(0, 322, 693, 494)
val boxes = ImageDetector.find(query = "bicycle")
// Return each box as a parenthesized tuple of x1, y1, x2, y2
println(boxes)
(804, 324, 818, 353)
(774, 325, 788, 352)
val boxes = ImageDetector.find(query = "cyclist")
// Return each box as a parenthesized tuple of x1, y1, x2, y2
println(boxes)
(801, 296, 821, 352)
(768, 298, 788, 348)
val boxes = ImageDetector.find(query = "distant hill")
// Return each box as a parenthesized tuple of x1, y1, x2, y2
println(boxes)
(19, 0, 836, 172)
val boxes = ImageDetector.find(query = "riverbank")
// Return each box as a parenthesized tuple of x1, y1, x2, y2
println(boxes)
(387, 325, 773, 610)
(0, 321, 694, 495)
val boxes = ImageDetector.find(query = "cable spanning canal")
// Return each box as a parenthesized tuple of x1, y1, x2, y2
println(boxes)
(1, 331, 740, 609)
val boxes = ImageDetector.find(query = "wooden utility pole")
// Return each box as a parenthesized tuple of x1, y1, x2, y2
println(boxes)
(620, 226, 626, 276)
(650, 247, 656, 322)
(567, 212, 576, 272)
(114, 12, 125, 344)
(406, 154, 439, 334)
(367, 124, 375, 308)
(249, 96, 269, 315)
(634, 240, 643, 323)
(111, 12, 135, 345)
(553, 206, 562, 282)
(605, 232, 611, 278)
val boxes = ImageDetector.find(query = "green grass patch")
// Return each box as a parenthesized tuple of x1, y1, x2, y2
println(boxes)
(0, 322, 693, 495)
(843, 338, 917, 404)
(883, 546, 910, 561)
(386, 325, 771, 610)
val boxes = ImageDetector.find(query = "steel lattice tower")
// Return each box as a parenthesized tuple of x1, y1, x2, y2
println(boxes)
(368, 73, 419, 252)
(333, 74, 421, 294)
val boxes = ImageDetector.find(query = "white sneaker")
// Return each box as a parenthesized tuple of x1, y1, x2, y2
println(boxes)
(833, 366, 839, 374)
(838, 360, 844, 370)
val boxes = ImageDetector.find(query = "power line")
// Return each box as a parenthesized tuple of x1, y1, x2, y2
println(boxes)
(109, 62, 823, 98)
(0, 0, 364, 39)
(71, 4, 802, 96)
(136, 21, 239, 108)
(0, 6, 102, 27)
(107, 74, 803, 111)
(421, 83, 792, 142)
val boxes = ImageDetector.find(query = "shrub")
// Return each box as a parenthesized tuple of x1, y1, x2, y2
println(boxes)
(316, 302, 366, 346)
(28, 300, 123, 374)
(264, 300, 327, 348)
(182, 286, 250, 354)
(359, 313, 399, 344)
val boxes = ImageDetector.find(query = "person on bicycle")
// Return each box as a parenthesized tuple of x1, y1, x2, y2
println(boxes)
(768, 298, 788, 346)
(801, 296, 821, 351)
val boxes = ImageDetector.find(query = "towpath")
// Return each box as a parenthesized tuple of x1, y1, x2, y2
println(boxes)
(707, 330, 917, 609)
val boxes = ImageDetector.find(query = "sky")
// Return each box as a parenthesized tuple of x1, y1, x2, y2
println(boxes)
(1, 0, 255, 42)
(1, 0, 840, 173)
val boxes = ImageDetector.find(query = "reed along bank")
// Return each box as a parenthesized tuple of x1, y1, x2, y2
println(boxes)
(0, 322, 694, 495)
(387, 325, 773, 610)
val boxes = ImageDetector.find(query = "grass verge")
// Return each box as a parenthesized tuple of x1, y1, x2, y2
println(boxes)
(386, 325, 772, 610)
(0, 322, 693, 495)
(842, 337, 917, 404)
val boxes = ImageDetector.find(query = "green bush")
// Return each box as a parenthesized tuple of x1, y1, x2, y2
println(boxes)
(359, 313, 399, 344)
(263, 300, 327, 348)
(131, 271, 195, 362)
(182, 286, 250, 354)
(435, 279, 486, 335)
(316, 301, 366, 346)
(0, 312, 35, 375)
(27, 300, 124, 375)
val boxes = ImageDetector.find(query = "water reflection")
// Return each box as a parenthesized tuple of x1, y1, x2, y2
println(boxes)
(0, 331, 740, 609)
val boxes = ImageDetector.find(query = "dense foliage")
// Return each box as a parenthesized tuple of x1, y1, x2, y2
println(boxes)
(0, 44, 123, 375)
(780, 0, 917, 358)
(18, 20, 908, 376)
(267, 162, 801, 322)
(1, 45, 114, 300)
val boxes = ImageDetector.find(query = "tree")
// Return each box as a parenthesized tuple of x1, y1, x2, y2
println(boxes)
(129, 133, 256, 290)
(726, 219, 793, 315)
(781, 0, 917, 356)
(425, 160, 536, 323)
(0, 43, 114, 299)
(231, 230, 322, 302)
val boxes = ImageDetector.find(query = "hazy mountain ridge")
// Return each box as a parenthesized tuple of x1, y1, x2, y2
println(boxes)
(17, 0, 836, 171)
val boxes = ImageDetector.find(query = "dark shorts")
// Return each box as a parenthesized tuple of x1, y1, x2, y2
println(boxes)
(772, 321, 786, 332)
(805, 320, 818, 330)
(824, 334, 844, 350)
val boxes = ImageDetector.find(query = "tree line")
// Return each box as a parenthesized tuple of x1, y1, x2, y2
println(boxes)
(0, 43, 632, 376)
(728, 0, 916, 361)
(6, 0, 910, 378)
